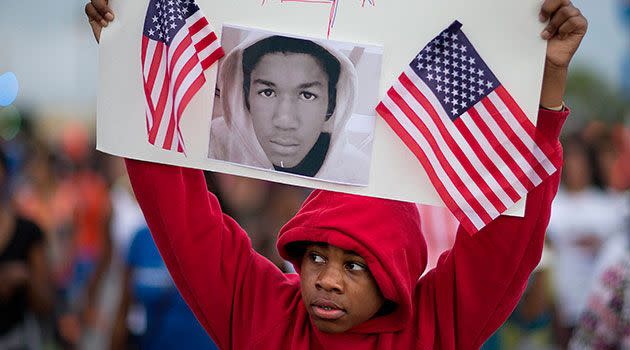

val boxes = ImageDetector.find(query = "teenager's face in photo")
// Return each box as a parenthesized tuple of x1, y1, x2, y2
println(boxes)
(300, 243, 385, 333)
(247, 53, 330, 168)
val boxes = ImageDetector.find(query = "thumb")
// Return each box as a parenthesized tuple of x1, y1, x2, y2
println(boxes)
(89, 19, 103, 43)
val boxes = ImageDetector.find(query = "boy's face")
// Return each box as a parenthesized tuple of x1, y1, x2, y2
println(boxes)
(300, 243, 385, 333)
(248, 53, 331, 168)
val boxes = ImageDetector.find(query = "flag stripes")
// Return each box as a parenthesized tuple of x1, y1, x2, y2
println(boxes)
(141, 1, 223, 154)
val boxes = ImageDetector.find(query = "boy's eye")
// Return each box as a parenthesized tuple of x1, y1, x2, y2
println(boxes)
(310, 253, 325, 264)
(345, 262, 367, 272)
(258, 89, 276, 98)
(299, 91, 317, 101)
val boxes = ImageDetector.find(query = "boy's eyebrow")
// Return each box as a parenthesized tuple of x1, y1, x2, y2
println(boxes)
(310, 242, 363, 259)
(297, 81, 323, 89)
(343, 250, 362, 258)
(252, 79, 276, 87)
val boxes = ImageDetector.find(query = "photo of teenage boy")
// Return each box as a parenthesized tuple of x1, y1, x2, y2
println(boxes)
(209, 33, 371, 184)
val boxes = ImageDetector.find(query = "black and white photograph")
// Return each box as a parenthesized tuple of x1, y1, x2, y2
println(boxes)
(208, 25, 383, 186)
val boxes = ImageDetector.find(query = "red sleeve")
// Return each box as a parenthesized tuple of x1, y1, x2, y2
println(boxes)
(125, 160, 299, 349)
(416, 108, 569, 349)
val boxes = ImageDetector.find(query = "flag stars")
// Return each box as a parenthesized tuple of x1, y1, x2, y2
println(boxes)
(451, 107, 459, 116)
(427, 73, 435, 81)
(485, 81, 493, 89)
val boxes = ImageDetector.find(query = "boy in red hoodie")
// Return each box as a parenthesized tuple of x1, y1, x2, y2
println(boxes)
(86, 1, 586, 348)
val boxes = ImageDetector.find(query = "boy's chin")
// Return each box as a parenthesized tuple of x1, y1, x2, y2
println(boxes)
(311, 318, 352, 334)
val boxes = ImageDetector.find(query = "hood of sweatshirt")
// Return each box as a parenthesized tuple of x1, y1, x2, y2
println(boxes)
(277, 189, 426, 334)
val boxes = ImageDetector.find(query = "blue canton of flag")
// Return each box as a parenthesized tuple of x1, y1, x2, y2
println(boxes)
(144, 0, 198, 45)
(410, 21, 500, 120)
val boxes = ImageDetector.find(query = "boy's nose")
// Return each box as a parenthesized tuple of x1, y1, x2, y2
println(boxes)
(273, 96, 299, 130)
(316, 266, 344, 293)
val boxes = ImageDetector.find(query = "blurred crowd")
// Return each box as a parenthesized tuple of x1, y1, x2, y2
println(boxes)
(0, 113, 628, 350)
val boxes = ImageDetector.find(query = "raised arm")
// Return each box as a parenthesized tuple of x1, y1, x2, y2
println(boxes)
(124, 160, 299, 349)
(415, 1, 586, 348)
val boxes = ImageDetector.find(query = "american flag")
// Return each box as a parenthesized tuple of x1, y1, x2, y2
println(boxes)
(376, 21, 561, 234)
(141, 0, 223, 153)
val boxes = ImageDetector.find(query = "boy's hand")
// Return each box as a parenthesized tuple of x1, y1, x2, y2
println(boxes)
(539, 0, 588, 108)
(85, 0, 115, 43)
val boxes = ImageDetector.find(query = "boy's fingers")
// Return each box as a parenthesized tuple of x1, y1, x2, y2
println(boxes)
(85, 3, 108, 28)
(556, 14, 588, 39)
(541, 4, 581, 39)
(539, 0, 570, 22)
(90, 0, 114, 21)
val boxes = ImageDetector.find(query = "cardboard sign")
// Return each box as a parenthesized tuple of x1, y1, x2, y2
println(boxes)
(97, 0, 547, 216)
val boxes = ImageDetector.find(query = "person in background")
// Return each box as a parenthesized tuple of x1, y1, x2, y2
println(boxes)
(0, 146, 54, 349)
(111, 226, 219, 350)
(569, 235, 629, 349)
(547, 133, 626, 348)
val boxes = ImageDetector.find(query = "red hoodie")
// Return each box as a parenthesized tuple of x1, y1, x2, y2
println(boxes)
(125, 108, 568, 349)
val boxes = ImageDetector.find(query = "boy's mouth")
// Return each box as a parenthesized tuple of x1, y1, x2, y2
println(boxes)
(311, 299, 346, 320)
(270, 138, 300, 155)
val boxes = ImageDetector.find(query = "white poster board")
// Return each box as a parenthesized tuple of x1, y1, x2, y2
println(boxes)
(98, 0, 548, 216)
